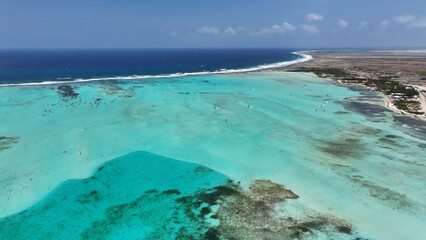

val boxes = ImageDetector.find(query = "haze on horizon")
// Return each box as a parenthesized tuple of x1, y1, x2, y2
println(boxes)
(0, 0, 425, 49)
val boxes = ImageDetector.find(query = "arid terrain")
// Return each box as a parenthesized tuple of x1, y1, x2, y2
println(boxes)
(288, 52, 426, 86)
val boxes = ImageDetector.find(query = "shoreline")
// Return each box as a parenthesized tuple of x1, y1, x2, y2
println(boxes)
(276, 50, 426, 120)
(1, 49, 425, 120)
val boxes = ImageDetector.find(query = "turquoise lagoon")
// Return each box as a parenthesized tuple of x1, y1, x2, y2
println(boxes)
(0, 72, 425, 239)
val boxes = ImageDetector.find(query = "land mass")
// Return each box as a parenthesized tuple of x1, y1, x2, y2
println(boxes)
(279, 50, 426, 118)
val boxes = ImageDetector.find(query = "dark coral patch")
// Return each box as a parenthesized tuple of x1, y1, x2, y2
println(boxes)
(76, 190, 101, 204)
(334, 111, 350, 115)
(249, 179, 299, 204)
(355, 126, 382, 135)
(57, 85, 79, 100)
(385, 134, 402, 139)
(394, 116, 426, 130)
(80, 187, 211, 240)
(200, 206, 212, 216)
(144, 189, 158, 194)
(0, 150, 367, 239)
(174, 179, 361, 239)
(378, 137, 402, 146)
(99, 84, 139, 98)
(162, 189, 181, 195)
(343, 101, 391, 118)
(197, 186, 240, 206)
(0, 136, 19, 151)
(393, 116, 426, 139)
(320, 138, 365, 159)
(336, 225, 352, 234)
(194, 166, 213, 173)
(350, 177, 413, 210)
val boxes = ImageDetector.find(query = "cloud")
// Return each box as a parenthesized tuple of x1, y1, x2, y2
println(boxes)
(358, 21, 368, 30)
(409, 17, 426, 28)
(338, 19, 349, 28)
(271, 22, 297, 33)
(160, 29, 178, 37)
(225, 27, 236, 35)
(224, 27, 246, 35)
(253, 22, 296, 35)
(393, 14, 426, 28)
(301, 24, 319, 34)
(306, 13, 324, 22)
(197, 26, 219, 35)
(393, 14, 416, 24)
(378, 20, 390, 31)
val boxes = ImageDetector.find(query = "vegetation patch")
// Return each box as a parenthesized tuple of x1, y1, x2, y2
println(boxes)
(288, 68, 353, 78)
(393, 101, 423, 114)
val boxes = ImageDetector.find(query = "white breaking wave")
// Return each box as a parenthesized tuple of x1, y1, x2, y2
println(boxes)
(0, 52, 312, 87)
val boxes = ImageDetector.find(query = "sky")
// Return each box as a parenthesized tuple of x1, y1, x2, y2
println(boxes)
(0, 0, 425, 49)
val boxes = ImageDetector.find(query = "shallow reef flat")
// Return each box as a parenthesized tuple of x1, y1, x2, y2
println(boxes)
(0, 151, 369, 240)
(0, 72, 425, 239)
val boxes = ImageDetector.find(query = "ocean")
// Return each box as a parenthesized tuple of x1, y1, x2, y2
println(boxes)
(0, 49, 304, 85)
(0, 49, 425, 239)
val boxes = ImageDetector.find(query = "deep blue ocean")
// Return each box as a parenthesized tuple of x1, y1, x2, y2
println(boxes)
(0, 49, 301, 84)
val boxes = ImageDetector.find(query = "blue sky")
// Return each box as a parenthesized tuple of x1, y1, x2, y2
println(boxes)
(1, 0, 425, 48)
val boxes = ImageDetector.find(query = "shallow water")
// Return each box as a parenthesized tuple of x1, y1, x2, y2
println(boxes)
(0, 72, 425, 239)
(0, 151, 229, 239)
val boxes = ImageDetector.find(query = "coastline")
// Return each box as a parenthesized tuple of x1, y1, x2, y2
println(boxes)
(277, 50, 426, 120)
(386, 93, 426, 121)
(1, 49, 425, 120)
